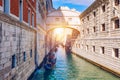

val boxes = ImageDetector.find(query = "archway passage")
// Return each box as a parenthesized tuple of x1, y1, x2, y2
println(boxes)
(46, 27, 80, 54)
(45, 7, 81, 53)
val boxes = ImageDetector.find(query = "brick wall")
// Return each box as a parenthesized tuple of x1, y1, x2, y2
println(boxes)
(29, 0, 36, 27)
(23, 0, 36, 27)
(23, 0, 28, 23)
(29, 0, 36, 9)
(0, 0, 2, 6)
(10, 0, 19, 17)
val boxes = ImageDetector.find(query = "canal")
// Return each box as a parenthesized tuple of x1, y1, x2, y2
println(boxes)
(30, 47, 120, 80)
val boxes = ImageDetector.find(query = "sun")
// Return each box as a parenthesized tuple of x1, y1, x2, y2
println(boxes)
(54, 28, 64, 35)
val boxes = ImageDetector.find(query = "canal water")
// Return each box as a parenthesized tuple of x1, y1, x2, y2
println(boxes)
(30, 47, 120, 80)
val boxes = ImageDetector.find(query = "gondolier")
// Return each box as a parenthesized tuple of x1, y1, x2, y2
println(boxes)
(44, 48, 57, 70)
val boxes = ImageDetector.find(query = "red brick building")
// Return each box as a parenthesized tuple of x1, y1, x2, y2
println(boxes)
(0, 0, 36, 27)
(0, 0, 2, 6)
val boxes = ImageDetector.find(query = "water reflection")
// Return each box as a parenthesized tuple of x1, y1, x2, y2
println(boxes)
(30, 47, 120, 80)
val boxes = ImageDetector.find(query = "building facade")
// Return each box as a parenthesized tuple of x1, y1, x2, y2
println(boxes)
(0, 0, 37, 80)
(72, 0, 120, 76)
(36, 0, 50, 66)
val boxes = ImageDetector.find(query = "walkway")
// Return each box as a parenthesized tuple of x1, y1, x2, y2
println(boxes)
(30, 46, 120, 80)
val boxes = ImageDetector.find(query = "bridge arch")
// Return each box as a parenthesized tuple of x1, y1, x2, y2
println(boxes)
(46, 6, 81, 33)
(46, 26, 80, 34)
(46, 7, 81, 50)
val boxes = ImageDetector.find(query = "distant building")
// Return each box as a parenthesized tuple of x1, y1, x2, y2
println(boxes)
(72, 0, 120, 76)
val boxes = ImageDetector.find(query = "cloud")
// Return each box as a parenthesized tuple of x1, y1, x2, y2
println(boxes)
(52, 0, 95, 6)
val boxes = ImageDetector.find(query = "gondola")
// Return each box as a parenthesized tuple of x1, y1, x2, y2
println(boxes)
(44, 50, 57, 70)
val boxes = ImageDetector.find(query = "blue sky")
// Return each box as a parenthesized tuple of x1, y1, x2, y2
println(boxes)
(52, 0, 95, 12)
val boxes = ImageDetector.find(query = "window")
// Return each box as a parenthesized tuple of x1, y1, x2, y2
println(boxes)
(113, 48, 119, 58)
(68, 18, 72, 21)
(93, 26, 96, 32)
(115, 0, 119, 6)
(101, 47, 105, 54)
(82, 19, 84, 23)
(87, 28, 89, 34)
(93, 11, 96, 17)
(93, 46, 95, 52)
(79, 44, 80, 48)
(23, 52, 26, 61)
(32, 13, 34, 27)
(30, 49, 32, 57)
(87, 16, 89, 21)
(102, 23, 105, 31)
(4, 0, 10, 14)
(86, 45, 88, 50)
(28, 9, 31, 26)
(76, 44, 78, 48)
(19, 0, 23, 21)
(102, 5, 105, 12)
(55, 18, 59, 21)
(12, 54, 16, 68)
(82, 30, 84, 35)
(114, 19, 119, 29)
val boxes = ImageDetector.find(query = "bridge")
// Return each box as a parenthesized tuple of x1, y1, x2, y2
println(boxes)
(45, 7, 81, 52)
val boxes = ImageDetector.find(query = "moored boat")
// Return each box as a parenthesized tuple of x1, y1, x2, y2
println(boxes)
(44, 48, 57, 70)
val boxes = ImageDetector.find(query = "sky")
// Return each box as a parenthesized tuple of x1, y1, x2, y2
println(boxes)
(52, 0, 95, 12)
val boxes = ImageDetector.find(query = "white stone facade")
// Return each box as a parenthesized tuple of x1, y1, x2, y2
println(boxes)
(0, 12, 36, 80)
(72, 0, 120, 76)
(36, 0, 47, 66)
(46, 7, 81, 31)
(46, 7, 81, 50)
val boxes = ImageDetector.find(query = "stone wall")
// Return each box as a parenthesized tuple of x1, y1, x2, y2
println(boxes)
(0, 12, 36, 80)
(72, 0, 120, 77)
(36, 28, 46, 66)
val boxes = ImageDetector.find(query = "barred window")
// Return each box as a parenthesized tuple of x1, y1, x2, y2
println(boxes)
(30, 49, 32, 58)
(113, 48, 119, 58)
(12, 54, 16, 68)
(114, 19, 119, 29)
(23, 52, 26, 62)
(115, 0, 119, 6)
(87, 28, 89, 34)
(101, 47, 105, 54)
(55, 18, 59, 21)
(102, 5, 105, 12)
(93, 26, 96, 32)
(102, 23, 105, 31)
(93, 11, 96, 17)
(68, 18, 72, 21)
(93, 46, 95, 52)
(87, 16, 89, 21)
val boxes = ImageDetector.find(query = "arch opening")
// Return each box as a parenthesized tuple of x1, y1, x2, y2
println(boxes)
(46, 27, 80, 53)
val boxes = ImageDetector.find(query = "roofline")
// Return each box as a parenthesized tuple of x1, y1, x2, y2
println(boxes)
(47, 9, 80, 17)
(80, 0, 109, 19)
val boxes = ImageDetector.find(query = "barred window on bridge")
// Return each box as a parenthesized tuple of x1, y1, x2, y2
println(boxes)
(115, 0, 120, 6)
